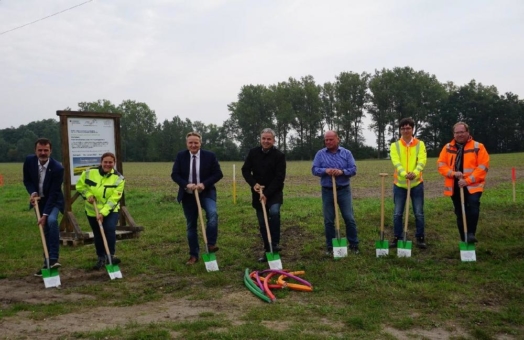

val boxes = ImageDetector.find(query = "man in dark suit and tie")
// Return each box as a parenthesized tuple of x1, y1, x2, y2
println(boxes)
(171, 132, 224, 265)
(23, 138, 65, 276)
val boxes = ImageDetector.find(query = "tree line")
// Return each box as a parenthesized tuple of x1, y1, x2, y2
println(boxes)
(1, 66, 523, 163)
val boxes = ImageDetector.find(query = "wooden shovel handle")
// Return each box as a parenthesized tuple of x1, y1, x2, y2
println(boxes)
(257, 186, 273, 252)
(33, 198, 51, 267)
(379, 173, 388, 236)
(403, 179, 411, 240)
(92, 201, 113, 264)
(459, 187, 468, 235)
(332, 175, 341, 240)
(194, 190, 209, 252)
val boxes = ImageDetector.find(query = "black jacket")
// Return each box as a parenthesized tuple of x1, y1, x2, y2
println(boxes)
(242, 146, 286, 208)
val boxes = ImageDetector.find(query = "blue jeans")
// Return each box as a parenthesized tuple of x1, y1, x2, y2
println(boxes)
(393, 183, 425, 238)
(451, 189, 482, 241)
(41, 206, 60, 261)
(322, 186, 359, 249)
(182, 197, 218, 257)
(87, 212, 119, 258)
(255, 203, 281, 251)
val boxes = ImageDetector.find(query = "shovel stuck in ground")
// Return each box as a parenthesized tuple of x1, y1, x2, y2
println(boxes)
(257, 187, 283, 269)
(34, 200, 61, 288)
(397, 180, 413, 258)
(375, 173, 389, 257)
(459, 187, 476, 262)
(194, 190, 219, 272)
(92, 202, 123, 279)
(331, 175, 348, 259)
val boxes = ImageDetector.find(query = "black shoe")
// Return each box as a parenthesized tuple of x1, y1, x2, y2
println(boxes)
(416, 236, 427, 249)
(325, 247, 333, 256)
(389, 237, 399, 248)
(257, 253, 267, 263)
(208, 245, 219, 253)
(93, 257, 106, 270)
(49, 261, 61, 269)
(349, 245, 360, 254)
(109, 256, 121, 265)
(466, 233, 478, 243)
(35, 261, 61, 276)
(271, 244, 282, 253)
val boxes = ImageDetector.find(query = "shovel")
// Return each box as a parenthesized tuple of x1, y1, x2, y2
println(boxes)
(34, 200, 61, 288)
(375, 173, 389, 257)
(397, 180, 413, 257)
(258, 187, 283, 269)
(332, 175, 348, 259)
(194, 190, 219, 272)
(459, 187, 476, 262)
(93, 202, 123, 279)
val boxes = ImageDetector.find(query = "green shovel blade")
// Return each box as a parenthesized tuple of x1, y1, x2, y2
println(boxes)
(266, 252, 283, 270)
(202, 253, 219, 272)
(105, 264, 123, 280)
(397, 240, 412, 258)
(332, 238, 348, 259)
(459, 242, 476, 262)
(42, 268, 61, 288)
(375, 240, 389, 257)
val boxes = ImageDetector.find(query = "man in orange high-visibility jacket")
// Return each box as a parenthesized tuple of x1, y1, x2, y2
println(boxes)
(437, 122, 489, 243)
(390, 117, 427, 249)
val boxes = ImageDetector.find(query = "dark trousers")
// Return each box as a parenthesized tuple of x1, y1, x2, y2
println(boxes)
(255, 203, 281, 251)
(181, 196, 218, 257)
(87, 212, 119, 258)
(451, 189, 482, 241)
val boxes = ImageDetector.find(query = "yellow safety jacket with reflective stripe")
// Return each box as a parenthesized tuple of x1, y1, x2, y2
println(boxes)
(75, 167, 125, 217)
(390, 137, 427, 189)
(437, 138, 489, 196)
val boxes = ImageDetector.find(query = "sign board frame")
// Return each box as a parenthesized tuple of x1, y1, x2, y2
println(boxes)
(57, 110, 143, 245)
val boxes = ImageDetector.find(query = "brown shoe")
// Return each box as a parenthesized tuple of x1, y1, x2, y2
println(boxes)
(186, 256, 198, 265)
(208, 245, 219, 253)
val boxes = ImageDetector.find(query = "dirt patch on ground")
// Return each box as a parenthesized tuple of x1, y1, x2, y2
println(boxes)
(1, 276, 519, 339)
(383, 326, 467, 339)
(0, 275, 249, 339)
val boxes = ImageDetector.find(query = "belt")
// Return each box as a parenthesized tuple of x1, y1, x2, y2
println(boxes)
(322, 185, 349, 190)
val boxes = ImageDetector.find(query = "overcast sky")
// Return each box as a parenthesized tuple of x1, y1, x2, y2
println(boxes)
(1, 0, 523, 145)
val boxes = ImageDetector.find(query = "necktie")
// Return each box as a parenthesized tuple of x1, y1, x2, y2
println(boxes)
(39, 165, 46, 196)
(192, 155, 197, 184)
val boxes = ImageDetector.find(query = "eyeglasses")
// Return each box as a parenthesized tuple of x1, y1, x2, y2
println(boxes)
(400, 127, 412, 131)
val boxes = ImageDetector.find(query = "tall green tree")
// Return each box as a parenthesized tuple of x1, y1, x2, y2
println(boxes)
(368, 68, 395, 158)
(78, 99, 119, 113)
(118, 100, 157, 161)
(227, 85, 273, 156)
(288, 76, 323, 160)
(154, 116, 194, 162)
(335, 71, 370, 146)
(321, 81, 337, 131)
(418, 81, 458, 155)
(269, 81, 294, 153)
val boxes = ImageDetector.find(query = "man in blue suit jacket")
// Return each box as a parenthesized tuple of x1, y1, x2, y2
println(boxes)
(23, 138, 65, 275)
(171, 132, 223, 265)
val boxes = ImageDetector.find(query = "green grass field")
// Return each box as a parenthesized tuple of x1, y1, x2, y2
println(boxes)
(0, 154, 523, 339)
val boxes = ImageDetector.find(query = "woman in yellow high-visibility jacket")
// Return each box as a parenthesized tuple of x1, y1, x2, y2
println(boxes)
(76, 152, 125, 270)
(389, 118, 427, 249)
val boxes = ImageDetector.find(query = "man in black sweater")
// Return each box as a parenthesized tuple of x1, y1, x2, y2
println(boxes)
(242, 128, 286, 262)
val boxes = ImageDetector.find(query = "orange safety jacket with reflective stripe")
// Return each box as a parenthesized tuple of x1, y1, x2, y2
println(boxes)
(437, 137, 489, 196)
(390, 137, 427, 189)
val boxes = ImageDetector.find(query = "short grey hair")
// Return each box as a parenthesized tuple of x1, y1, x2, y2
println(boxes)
(186, 131, 202, 140)
(261, 128, 276, 137)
